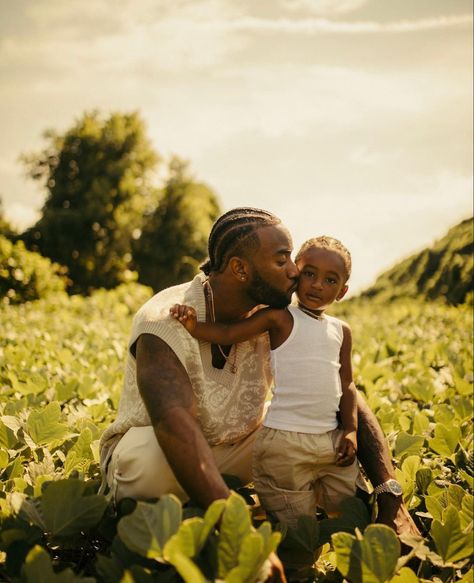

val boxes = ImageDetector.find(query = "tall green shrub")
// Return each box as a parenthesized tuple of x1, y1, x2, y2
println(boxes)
(0, 235, 66, 304)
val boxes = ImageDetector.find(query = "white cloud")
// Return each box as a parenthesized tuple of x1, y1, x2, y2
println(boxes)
(4, 204, 40, 231)
(202, 13, 473, 34)
(278, 0, 369, 16)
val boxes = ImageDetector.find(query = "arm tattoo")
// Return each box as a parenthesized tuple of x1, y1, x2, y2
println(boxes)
(135, 334, 196, 428)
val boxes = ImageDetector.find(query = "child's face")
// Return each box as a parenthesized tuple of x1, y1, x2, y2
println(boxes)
(296, 247, 348, 311)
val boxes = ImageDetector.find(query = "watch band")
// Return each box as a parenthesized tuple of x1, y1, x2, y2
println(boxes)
(373, 479, 403, 497)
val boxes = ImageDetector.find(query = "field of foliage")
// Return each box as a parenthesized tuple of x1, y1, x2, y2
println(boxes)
(0, 284, 472, 582)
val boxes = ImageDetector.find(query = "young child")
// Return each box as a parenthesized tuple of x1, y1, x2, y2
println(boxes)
(170, 236, 366, 531)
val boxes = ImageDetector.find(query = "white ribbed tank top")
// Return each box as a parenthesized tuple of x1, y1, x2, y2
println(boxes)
(264, 305, 344, 434)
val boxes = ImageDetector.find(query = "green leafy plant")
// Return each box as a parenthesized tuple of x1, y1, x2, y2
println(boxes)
(1, 290, 472, 581)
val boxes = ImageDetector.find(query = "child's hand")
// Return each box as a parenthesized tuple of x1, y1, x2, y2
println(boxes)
(169, 304, 198, 334)
(336, 430, 357, 466)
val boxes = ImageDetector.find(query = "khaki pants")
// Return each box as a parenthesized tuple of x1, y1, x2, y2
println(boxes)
(252, 426, 368, 529)
(107, 425, 259, 502)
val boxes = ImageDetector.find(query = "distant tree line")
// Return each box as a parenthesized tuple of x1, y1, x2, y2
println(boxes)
(1, 111, 221, 300)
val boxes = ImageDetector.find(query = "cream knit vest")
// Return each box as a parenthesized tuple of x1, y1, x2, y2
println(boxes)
(99, 274, 272, 475)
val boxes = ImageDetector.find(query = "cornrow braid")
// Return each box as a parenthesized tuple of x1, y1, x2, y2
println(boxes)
(295, 236, 352, 279)
(200, 207, 281, 275)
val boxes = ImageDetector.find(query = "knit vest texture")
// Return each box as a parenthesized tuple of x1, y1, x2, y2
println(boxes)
(99, 274, 272, 475)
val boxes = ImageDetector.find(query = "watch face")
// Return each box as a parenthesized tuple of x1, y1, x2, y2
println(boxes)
(388, 479, 403, 495)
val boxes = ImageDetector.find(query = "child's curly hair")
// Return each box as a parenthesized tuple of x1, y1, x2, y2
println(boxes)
(295, 236, 352, 280)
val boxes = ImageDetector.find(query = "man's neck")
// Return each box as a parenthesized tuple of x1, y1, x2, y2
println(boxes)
(206, 273, 256, 323)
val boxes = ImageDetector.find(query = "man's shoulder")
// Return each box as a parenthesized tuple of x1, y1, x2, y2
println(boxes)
(135, 277, 203, 322)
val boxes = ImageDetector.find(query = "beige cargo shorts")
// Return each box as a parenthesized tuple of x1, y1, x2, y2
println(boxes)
(252, 426, 369, 528)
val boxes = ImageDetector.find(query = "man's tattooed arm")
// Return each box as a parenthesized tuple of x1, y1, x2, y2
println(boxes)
(135, 333, 230, 507)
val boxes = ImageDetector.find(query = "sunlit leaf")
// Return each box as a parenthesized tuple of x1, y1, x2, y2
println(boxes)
(429, 423, 461, 458)
(26, 402, 71, 446)
(389, 567, 420, 582)
(118, 495, 182, 559)
(217, 492, 252, 577)
(430, 505, 474, 563)
(395, 433, 424, 458)
(333, 524, 400, 583)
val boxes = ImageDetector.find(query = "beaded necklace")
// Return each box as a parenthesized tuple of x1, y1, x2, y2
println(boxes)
(297, 302, 324, 321)
(204, 280, 238, 373)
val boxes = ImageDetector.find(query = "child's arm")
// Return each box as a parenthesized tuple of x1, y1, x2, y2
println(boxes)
(336, 322, 358, 467)
(169, 304, 282, 345)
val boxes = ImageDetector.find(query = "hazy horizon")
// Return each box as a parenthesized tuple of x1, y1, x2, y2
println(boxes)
(1, 0, 472, 292)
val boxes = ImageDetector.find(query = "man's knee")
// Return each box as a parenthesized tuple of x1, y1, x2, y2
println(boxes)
(109, 426, 187, 502)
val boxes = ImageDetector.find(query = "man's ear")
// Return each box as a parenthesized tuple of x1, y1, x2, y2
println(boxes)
(228, 256, 249, 282)
(336, 285, 348, 301)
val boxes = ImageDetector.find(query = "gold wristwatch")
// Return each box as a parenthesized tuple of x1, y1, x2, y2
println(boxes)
(373, 479, 403, 497)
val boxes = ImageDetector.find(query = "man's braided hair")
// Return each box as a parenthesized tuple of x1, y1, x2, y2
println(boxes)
(200, 207, 281, 275)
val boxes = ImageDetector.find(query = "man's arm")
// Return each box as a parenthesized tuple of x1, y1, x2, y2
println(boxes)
(136, 332, 288, 581)
(135, 333, 230, 508)
(356, 393, 421, 535)
(337, 323, 358, 466)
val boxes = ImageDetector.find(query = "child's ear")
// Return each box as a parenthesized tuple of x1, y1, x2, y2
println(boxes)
(336, 285, 348, 301)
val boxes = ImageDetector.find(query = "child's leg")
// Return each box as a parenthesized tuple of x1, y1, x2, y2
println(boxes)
(315, 428, 369, 515)
(252, 426, 319, 529)
(252, 427, 333, 577)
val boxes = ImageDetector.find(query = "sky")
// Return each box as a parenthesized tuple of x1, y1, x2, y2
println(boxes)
(1, 0, 472, 293)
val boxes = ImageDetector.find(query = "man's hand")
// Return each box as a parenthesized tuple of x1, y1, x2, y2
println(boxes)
(336, 430, 357, 466)
(169, 304, 198, 334)
(375, 494, 422, 537)
(265, 552, 287, 583)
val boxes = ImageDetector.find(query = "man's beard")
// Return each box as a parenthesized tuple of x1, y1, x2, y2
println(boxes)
(247, 270, 293, 309)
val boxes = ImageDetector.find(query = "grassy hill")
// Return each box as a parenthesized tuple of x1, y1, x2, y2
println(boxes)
(360, 217, 473, 305)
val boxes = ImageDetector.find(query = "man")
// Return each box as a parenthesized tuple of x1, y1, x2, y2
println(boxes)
(100, 208, 417, 577)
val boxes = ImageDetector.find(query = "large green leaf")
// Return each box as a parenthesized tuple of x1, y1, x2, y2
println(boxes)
(333, 524, 400, 583)
(118, 495, 182, 560)
(164, 543, 207, 583)
(411, 411, 430, 435)
(415, 468, 432, 495)
(395, 456, 421, 504)
(225, 532, 264, 583)
(224, 525, 280, 583)
(217, 492, 252, 577)
(319, 496, 371, 546)
(425, 496, 444, 521)
(64, 427, 94, 476)
(0, 418, 17, 448)
(198, 498, 226, 551)
(41, 479, 107, 538)
(430, 505, 474, 563)
(429, 423, 461, 458)
(394, 433, 424, 459)
(389, 567, 420, 582)
(283, 514, 321, 554)
(22, 545, 95, 582)
(405, 382, 434, 403)
(162, 501, 225, 566)
(26, 402, 71, 446)
(0, 447, 8, 469)
(164, 518, 204, 559)
(460, 493, 473, 531)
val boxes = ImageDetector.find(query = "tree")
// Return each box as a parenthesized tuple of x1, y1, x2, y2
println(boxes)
(0, 197, 17, 240)
(133, 158, 221, 291)
(21, 111, 160, 293)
